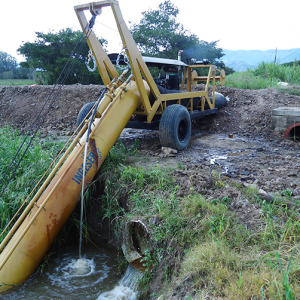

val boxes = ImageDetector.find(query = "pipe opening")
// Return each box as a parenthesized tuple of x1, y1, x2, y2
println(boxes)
(122, 220, 152, 272)
(130, 221, 150, 255)
(285, 123, 300, 141)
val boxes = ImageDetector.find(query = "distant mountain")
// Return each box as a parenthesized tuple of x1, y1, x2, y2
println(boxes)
(222, 48, 300, 71)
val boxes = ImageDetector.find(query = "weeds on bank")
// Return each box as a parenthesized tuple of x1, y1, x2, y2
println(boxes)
(1, 132, 298, 299)
(0, 126, 64, 239)
(255, 61, 300, 85)
(226, 61, 300, 93)
(177, 197, 300, 299)
(92, 143, 300, 299)
(225, 71, 276, 89)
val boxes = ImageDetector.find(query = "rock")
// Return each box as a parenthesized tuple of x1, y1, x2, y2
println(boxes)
(277, 82, 289, 87)
(161, 147, 178, 155)
(287, 171, 297, 177)
(256, 193, 274, 203)
(232, 199, 250, 208)
(20, 85, 29, 93)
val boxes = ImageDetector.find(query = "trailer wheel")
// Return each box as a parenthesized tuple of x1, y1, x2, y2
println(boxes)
(76, 102, 96, 128)
(159, 104, 191, 151)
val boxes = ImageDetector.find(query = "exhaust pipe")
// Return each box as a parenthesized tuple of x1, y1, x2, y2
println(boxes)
(178, 50, 183, 61)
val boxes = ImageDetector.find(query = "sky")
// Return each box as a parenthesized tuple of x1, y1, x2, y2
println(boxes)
(0, 0, 299, 62)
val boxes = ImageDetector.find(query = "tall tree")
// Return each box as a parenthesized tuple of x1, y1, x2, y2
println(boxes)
(0, 52, 18, 79)
(18, 28, 107, 85)
(131, 0, 224, 64)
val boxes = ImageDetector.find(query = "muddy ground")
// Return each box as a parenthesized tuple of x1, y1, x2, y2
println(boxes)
(0, 84, 300, 298)
(0, 83, 299, 205)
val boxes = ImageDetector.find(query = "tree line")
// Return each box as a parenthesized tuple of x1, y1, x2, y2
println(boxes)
(0, 51, 32, 80)
(2, 0, 233, 85)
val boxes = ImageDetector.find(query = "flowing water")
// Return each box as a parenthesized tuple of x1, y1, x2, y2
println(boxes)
(97, 265, 142, 300)
(2, 245, 140, 300)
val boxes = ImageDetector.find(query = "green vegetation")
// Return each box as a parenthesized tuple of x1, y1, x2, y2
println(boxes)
(1, 131, 299, 299)
(283, 61, 300, 67)
(0, 51, 32, 81)
(255, 61, 300, 85)
(225, 61, 300, 94)
(0, 79, 35, 86)
(95, 143, 300, 299)
(0, 127, 64, 240)
(18, 28, 107, 85)
(225, 70, 276, 89)
(130, 0, 224, 66)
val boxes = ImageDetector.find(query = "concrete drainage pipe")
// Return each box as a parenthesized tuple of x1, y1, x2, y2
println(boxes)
(122, 220, 151, 271)
(285, 123, 300, 141)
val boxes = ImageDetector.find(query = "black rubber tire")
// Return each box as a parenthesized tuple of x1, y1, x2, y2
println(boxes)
(76, 102, 96, 128)
(159, 104, 191, 151)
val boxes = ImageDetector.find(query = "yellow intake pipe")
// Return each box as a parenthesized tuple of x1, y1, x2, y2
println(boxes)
(0, 80, 149, 292)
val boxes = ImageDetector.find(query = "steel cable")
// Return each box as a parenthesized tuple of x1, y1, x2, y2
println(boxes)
(0, 16, 96, 200)
(79, 87, 107, 258)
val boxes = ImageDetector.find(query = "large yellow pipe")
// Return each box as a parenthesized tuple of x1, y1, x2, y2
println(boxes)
(0, 80, 149, 292)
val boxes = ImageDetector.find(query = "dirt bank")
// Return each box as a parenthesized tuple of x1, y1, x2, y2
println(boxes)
(1, 83, 299, 217)
(0, 84, 105, 136)
(0, 84, 299, 140)
(1, 84, 300, 298)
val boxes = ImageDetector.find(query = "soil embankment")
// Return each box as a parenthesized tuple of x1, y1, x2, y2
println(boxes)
(1, 84, 300, 298)
(0, 85, 105, 137)
(1, 83, 299, 197)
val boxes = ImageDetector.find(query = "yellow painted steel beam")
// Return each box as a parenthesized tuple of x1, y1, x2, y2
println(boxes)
(187, 67, 192, 92)
(0, 124, 88, 254)
(74, 0, 116, 11)
(193, 76, 221, 81)
(158, 91, 205, 101)
(75, 1, 161, 116)
(75, 3, 119, 85)
(0, 80, 150, 293)
(180, 67, 188, 91)
(110, 2, 160, 113)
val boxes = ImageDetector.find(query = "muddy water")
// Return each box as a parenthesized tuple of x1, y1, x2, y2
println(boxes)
(2, 245, 137, 300)
(191, 134, 259, 172)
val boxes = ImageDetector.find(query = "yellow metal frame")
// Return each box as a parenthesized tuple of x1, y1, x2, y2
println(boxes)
(0, 70, 150, 292)
(0, 1, 225, 292)
(74, 0, 225, 123)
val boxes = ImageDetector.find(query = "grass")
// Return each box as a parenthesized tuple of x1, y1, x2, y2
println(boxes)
(225, 61, 300, 94)
(1, 131, 299, 299)
(225, 70, 277, 89)
(93, 143, 300, 299)
(0, 79, 36, 86)
(0, 126, 64, 240)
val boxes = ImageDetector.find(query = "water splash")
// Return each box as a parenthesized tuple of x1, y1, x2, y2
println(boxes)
(97, 265, 143, 300)
(70, 258, 92, 276)
(46, 255, 109, 292)
(97, 286, 137, 300)
(3, 247, 120, 300)
(120, 265, 143, 291)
